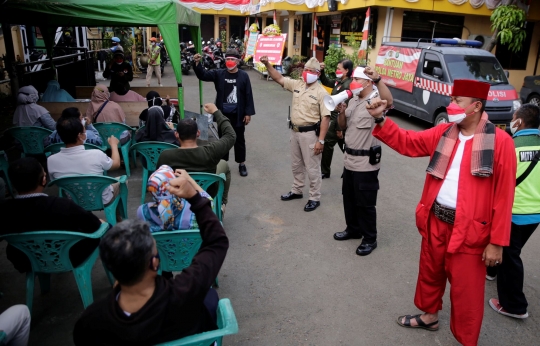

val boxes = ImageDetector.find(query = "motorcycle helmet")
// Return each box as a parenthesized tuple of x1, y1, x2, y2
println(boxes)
(235, 39, 242, 46)
(216, 41, 223, 48)
(111, 37, 121, 43)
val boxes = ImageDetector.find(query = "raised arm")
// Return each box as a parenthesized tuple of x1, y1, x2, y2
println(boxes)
(318, 64, 336, 89)
(204, 104, 236, 163)
(193, 54, 218, 82)
(260, 56, 284, 87)
(364, 66, 393, 108)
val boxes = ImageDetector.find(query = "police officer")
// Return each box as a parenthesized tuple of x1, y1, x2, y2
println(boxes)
(318, 59, 353, 179)
(334, 66, 393, 256)
(261, 56, 330, 212)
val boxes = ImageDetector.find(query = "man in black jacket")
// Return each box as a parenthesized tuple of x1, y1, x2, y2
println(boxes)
(73, 172, 229, 345)
(193, 48, 255, 177)
(103, 51, 133, 92)
(0, 158, 103, 273)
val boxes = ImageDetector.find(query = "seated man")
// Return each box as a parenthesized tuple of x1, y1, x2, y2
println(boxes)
(157, 103, 235, 209)
(0, 158, 103, 273)
(47, 117, 122, 208)
(0, 305, 31, 346)
(44, 107, 103, 147)
(73, 172, 229, 345)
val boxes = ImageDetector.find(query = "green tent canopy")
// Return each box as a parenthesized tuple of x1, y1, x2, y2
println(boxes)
(0, 0, 204, 117)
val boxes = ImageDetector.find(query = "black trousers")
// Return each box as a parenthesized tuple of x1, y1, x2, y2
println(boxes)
(221, 125, 246, 163)
(487, 222, 539, 314)
(342, 168, 379, 243)
(321, 118, 345, 176)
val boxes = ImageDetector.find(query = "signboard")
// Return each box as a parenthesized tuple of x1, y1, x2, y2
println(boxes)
(375, 46, 421, 93)
(246, 32, 258, 56)
(254, 34, 287, 65)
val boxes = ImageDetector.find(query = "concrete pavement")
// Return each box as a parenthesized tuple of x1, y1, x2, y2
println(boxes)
(1, 65, 539, 345)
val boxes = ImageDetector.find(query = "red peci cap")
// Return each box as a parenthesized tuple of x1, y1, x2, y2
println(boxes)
(451, 79, 490, 100)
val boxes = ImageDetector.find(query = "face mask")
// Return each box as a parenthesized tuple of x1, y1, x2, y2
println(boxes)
(335, 72, 343, 79)
(350, 81, 364, 96)
(510, 119, 521, 135)
(226, 60, 237, 70)
(446, 102, 477, 124)
(302, 71, 318, 84)
(151, 42, 156, 46)
(115, 61, 123, 65)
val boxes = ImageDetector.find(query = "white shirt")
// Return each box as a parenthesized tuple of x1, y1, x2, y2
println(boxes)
(436, 132, 474, 209)
(47, 145, 114, 204)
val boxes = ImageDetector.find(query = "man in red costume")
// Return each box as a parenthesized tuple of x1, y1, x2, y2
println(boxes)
(366, 79, 516, 346)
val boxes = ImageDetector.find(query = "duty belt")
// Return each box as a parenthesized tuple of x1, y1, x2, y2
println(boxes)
(432, 201, 456, 225)
(344, 146, 369, 156)
(290, 123, 317, 133)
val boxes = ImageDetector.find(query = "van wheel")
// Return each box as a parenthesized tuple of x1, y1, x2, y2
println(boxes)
(527, 94, 540, 106)
(434, 112, 449, 125)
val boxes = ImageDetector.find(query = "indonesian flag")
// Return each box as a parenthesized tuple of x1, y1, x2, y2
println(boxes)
(313, 13, 318, 58)
(256, 17, 260, 30)
(358, 7, 370, 59)
(273, 10, 277, 25)
(243, 16, 249, 48)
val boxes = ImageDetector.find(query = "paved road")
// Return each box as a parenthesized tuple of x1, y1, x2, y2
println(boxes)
(1, 66, 539, 345)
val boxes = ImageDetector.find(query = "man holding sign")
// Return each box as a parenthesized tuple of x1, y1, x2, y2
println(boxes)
(261, 56, 330, 212)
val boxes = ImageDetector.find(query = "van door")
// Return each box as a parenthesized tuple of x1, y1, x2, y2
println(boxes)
(413, 52, 451, 123)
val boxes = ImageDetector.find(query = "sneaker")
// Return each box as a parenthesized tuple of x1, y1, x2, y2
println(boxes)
(159, 84, 164, 87)
(489, 298, 528, 319)
(486, 274, 497, 281)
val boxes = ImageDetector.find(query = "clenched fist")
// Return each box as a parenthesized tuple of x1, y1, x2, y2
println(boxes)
(203, 103, 218, 114)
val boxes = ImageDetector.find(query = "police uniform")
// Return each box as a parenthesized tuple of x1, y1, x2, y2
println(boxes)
(319, 73, 352, 177)
(283, 77, 330, 202)
(342, 90, 381, 247)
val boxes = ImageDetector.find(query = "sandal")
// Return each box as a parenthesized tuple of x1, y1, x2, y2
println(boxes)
(397, 314, 439, 331)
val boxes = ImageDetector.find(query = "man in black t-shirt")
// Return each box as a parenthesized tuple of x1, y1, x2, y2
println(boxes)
(194, 48, 255, 177)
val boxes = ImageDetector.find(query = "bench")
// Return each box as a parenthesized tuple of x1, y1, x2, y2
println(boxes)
(38, 102, 148, 127)
(75, 86, 179, 99)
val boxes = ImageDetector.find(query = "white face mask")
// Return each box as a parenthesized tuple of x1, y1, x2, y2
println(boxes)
(510, 119, 521, 135)
(335, 72, 343, 79)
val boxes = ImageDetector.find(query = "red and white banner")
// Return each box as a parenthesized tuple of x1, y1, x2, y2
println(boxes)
(254, 34, 287, 65)
(273, 10, 277, 25)
(375, 46, 421, 93)
(181, 0, 251, 13)
(358, 7, 370, 58)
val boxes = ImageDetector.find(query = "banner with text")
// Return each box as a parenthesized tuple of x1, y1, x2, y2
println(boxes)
(246, 32, 259, 56)
(254, 34, 287, 65)
(375, 46, 421, 93)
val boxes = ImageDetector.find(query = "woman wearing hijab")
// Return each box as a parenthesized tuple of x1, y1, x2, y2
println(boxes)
(137, 166, 212, 232)
(13, 86, 56, 130)
(109, 84, 146, 102)
(85, 84, 127, 123)
(138, 91, 178, 127)
(135, 106, 180, 146)
(41, 80, 76, 102)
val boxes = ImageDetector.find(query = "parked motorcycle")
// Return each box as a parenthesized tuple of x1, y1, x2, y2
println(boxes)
(180, 42, 192, 75)
(159, 41, 168, 75)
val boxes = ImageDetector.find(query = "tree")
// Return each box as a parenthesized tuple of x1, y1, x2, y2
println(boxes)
(485, 0, 530, 53)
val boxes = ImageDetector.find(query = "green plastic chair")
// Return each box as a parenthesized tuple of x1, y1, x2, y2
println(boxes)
(189, 173, 226, 222)
(4, 126, 53, 156)
(44, 142, 106, 156)
(0, 223, 113, 314)
(129, 141, 179, 205)
(0, 150, 14, 198)
(0, 331, 5, 344)
(48, 174, 128, 225)
(93, 122, 134, 176)
(155, 299, 238, 346)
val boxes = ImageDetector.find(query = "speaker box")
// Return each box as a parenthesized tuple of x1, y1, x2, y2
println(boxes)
(328, 0, 337, 12)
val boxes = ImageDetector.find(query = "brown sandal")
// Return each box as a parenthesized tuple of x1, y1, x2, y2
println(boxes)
(397, 314, 439, 331)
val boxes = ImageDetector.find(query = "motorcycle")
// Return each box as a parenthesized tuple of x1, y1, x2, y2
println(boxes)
(180, 42, 192, 75)
(159, 42, 168, 75)
(202, 41, 224, 70)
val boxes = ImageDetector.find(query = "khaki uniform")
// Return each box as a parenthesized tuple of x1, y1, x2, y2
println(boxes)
(283, 78, 330, 201)
(342, 93, 381, 243)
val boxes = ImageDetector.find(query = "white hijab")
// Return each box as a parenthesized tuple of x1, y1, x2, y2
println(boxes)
(13, 86, 50, 126)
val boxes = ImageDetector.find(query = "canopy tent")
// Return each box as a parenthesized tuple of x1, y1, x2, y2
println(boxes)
(0, 0, 204, 117)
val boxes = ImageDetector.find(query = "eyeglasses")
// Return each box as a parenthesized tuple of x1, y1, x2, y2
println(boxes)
(149, 253, 160, 269)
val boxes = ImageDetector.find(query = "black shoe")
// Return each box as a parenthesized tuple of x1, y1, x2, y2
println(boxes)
(356, 241, 377, 256)
(322, 173, 330, 179)
(304, 200, 320, 212)
(239, 164, 248, 177)
(334, 230, 362, 241)
(281, 191, 303, 201)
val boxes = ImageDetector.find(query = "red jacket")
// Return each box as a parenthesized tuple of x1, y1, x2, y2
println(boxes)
(373, 119, 516, 254)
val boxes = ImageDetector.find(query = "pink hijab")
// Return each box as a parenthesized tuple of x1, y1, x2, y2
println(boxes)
(85, 84, 126, 123)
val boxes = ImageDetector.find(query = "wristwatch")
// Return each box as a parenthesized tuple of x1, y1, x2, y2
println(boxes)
(318, 139, 325, 145)
(374, 115, 386, 124)
(373, 76, 382, 84)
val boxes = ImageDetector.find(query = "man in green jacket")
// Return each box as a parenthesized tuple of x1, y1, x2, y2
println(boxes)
(488, 103, 540, 319)
(157, 103, 236, 208)
(318, 59, 353, 178)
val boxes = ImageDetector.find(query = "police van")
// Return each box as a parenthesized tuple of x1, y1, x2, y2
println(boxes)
(375, 39, 521, 130)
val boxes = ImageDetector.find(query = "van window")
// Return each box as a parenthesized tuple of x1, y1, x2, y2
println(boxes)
(445, 55, 508, 85)
(422, 53, 443, 80)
